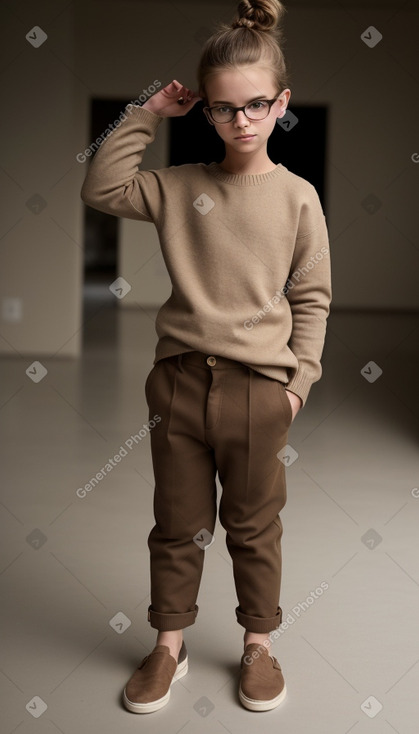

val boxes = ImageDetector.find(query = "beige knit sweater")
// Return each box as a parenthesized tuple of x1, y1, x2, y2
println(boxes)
(81, 104, 332, 405)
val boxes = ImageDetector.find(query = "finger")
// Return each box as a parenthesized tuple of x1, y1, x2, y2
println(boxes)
(177, 86, 189, 101)
(162, 80, 182, 98)
(178, 93, 201, 108)
(181, 85, 196, 100)
(179, 88, 202, 105)
(187, 94, 203, 106)
(176, 86, 192, 105)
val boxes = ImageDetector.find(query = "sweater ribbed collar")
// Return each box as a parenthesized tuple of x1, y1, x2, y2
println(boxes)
(206, 161, 285, 186)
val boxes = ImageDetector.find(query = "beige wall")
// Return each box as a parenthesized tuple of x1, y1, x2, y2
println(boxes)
(1, 3, 85, 356)
(1, 1, 418, 356)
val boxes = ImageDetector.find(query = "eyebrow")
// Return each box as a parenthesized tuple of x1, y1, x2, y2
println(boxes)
(211, 95, 270, 105)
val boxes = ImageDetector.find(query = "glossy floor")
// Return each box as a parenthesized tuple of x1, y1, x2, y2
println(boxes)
(1, 295, 418, 734)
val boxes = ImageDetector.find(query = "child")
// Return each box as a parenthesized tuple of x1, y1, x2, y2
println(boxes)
(81, 0, 331, 714)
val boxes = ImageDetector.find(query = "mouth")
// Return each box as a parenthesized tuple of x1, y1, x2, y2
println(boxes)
(235, 134, 256, 140)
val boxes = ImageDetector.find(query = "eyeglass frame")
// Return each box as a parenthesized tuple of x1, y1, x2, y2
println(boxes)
(203, 95, 282, 125)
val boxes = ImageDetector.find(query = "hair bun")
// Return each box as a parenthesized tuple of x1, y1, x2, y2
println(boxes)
(234, 17, 254, 29)
(232, 0, 285, 35)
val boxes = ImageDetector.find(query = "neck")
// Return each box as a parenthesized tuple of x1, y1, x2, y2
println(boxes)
(220, 147, 277, 176)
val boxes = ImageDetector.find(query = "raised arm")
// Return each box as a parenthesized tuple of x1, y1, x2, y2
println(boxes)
(80, 80, 202, 221)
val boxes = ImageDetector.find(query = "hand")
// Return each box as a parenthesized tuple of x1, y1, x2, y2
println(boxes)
(285, 389, 302, 422)
(142, 79, 202, 118)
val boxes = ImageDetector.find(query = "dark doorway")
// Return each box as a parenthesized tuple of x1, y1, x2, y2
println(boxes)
(82, 98, 328, 306)
(169, 101, 328, 211)
(83, 98, 127, 284)
(81, 98, 132, 336)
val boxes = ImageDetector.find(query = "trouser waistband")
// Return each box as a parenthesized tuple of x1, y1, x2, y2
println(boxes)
(174, 351, 248, 371)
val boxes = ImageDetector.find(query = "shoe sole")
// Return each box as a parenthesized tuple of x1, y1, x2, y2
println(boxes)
(239, 682, 287, 712)
(123, 655, 188, 714)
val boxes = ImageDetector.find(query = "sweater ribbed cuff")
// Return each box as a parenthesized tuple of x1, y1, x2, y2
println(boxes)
(124, 103, 163, 132)
(285, 370, 317, 407)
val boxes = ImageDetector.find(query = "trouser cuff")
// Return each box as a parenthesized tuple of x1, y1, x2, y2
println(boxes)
(235, 605, 283, 633)
(147, 604, 199, 630)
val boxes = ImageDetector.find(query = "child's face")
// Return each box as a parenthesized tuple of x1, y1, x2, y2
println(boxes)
(204, 66, 290, 157)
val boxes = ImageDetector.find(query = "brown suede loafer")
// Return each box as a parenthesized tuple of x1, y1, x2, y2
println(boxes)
(239, 642, 286, 712)
(123, 641, 188, 714)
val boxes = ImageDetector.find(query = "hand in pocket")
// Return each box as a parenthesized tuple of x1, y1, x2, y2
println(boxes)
(285, 389, 302, 421)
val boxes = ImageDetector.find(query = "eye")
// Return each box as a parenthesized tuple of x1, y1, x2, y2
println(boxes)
(248, 100, 266, 110)
(215, 106, 232, 114)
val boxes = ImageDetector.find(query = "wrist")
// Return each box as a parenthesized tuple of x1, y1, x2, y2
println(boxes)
(142, 99, 160, 114)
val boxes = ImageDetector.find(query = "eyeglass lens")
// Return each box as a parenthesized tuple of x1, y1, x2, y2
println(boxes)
(212, 100, 271, 122)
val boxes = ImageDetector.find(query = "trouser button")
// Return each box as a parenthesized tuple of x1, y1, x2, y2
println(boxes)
(206, 356, 217, 366)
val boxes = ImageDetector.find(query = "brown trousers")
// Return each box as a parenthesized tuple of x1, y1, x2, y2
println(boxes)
(145, 351, 293, 633)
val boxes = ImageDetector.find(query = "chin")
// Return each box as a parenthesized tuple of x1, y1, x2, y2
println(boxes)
(231, 139, 258, 148)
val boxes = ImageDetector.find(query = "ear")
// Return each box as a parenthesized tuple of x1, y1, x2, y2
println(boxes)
(276, 89, 291, 119)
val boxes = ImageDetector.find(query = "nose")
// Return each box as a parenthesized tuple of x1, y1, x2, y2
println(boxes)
(234, 110, 249, 127)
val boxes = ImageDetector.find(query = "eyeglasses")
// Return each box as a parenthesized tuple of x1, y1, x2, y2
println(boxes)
(204, 97, 280, 124)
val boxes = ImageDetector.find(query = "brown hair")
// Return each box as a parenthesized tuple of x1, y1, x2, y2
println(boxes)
(197, 0, 289, 102)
